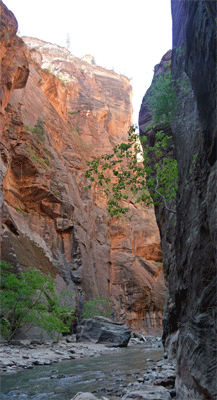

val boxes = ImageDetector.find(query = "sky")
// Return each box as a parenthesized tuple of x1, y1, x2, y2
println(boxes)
(4, 0, 172, 124)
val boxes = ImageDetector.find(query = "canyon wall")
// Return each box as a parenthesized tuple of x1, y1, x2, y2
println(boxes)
(139, 1, 216, 399)
(0, 1, 166, 334)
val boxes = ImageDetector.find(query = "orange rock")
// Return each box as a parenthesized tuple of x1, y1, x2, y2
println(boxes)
(0, 1, 166, 334)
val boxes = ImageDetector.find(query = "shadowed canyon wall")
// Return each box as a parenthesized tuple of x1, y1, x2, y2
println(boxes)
(0, 1, 166, 334)
(140, 1, 216, 399)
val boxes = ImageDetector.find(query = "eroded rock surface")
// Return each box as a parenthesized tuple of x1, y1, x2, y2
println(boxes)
(139, 1, 217, 399)
(0, 1, 165, 334)
(169, 2, 217, 399)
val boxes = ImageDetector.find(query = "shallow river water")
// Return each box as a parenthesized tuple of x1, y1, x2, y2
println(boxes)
(1, 345, 163, 400)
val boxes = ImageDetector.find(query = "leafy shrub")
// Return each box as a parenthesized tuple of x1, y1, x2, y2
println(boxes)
(148, 70, 178, 126)
(82, 297, 112, 320)
(42, 66, 67, 86)
(32, 118, 45, 141)
(25, 118, 45, 142)
(26, 143, 49, 168)
(42, 65, 55, 76)
(56, 72, 67, 86)
(0, 262, 75, 341)
(68, 110, 79, 115)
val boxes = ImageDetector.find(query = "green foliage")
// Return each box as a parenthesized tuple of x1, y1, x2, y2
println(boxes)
(25, 118, 45, 142)
(141, 131, 177, 210)
(85, 126, 177, 217)
(43, 65, 55, 76)
(0, 262, 75, 341)
(26, 143, 50, 168)
(148, 70, 178, 126)
(56, 72, 67, 86)
(82, 297, 112, 320)
(32, 118, 45, 141)
(42, 65, 67, 86)
(68, 110, 79, 115)
(25, 120, 53, 167)
(71, 122, 81, 135)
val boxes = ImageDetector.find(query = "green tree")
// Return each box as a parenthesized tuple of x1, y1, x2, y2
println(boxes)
(148, 69, 178, 126)
(33, 118, 45, 141)
(0, 262, 75, 341)
(85, 125, 177, 217)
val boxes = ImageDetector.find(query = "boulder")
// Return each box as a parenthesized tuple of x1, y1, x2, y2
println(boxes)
(76, 316, 131, 347)
(122, 385, 171, 400)
(71, 393, 99, 400)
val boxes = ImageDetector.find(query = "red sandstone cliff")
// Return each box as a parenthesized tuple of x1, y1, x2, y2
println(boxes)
(0, 0, 166, 334)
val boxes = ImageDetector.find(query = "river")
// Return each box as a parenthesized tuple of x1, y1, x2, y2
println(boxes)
(0, 344, 164, 400)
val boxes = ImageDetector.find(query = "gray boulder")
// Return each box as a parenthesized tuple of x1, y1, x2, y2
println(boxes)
(76, 316, 131, 347)
(122, 385, 171, 400)
(71, 393, 100, 400)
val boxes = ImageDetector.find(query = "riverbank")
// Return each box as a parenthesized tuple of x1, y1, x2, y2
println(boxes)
(0, 335, 123, 375)
(0, 335, 165, 375)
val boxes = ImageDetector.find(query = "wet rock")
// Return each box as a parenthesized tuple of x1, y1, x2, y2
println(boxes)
(76, 316, 131, 347)
(170, 388, 176, 398)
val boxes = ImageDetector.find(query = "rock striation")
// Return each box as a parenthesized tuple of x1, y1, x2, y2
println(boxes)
(0, 1, 166, 334)
(139, 1, 216, 399)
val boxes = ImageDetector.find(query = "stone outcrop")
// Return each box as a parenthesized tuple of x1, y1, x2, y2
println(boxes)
(76, 316, 131, 347)
(139, 50, 176, 285)
(139, 1, 216, 399)
(0, 1, 166, 334)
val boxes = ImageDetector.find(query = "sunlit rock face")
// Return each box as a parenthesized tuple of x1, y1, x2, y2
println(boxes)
(140, 1, 216, 398)
(0, 0, 166, 334)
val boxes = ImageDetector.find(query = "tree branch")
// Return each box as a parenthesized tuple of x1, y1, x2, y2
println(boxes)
(153, 176, 177, 213)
